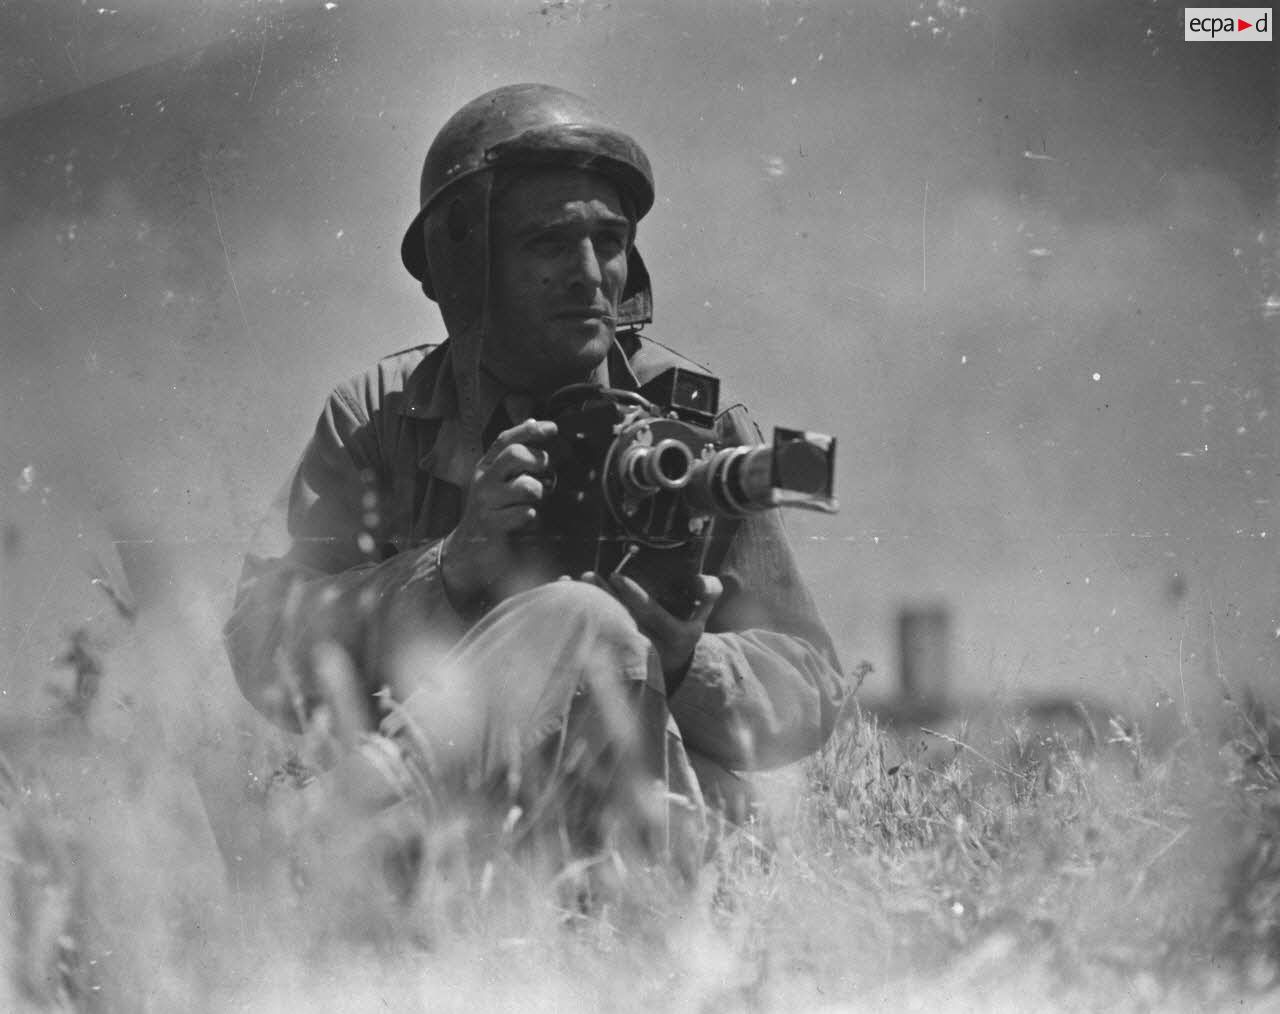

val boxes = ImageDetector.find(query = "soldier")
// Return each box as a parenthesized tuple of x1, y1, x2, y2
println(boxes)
(224, 83, 847, 873)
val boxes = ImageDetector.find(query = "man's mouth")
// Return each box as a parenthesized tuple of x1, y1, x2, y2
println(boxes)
(553, 307, 613, 322)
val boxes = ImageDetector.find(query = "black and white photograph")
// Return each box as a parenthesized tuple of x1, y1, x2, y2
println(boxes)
(1, 1, 1276, 1009)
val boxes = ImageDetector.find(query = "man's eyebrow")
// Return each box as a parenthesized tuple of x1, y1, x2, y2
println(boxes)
(514, 211, 631, 235)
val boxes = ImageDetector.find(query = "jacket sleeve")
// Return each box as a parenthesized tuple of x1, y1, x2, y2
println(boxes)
(667, 404, 848, 770)
(223, 379, 469, 733)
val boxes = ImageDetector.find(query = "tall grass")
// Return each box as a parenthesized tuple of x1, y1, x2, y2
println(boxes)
(2, 598, 1278, 1012)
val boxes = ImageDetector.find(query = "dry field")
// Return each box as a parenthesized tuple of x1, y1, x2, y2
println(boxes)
(1, 576, 1278, 1014)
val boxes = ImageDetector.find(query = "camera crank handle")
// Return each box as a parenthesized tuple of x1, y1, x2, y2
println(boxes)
(609, 542, 641, 579)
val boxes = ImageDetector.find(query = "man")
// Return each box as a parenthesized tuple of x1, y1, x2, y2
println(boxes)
(224, 84, 846, 871)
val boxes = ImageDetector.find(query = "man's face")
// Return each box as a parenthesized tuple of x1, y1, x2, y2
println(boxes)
(485, 169, 632, 395)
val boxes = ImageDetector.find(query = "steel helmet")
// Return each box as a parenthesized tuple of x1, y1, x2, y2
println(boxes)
(401, 83, 655, 331)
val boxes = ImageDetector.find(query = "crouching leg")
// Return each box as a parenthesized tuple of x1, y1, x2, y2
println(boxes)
(382, 580, 707, 880)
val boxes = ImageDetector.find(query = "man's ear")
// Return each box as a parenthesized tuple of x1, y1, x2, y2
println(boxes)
(618, 246, 653, 327)
(622, 246, 649, 302)
(420, 216, 437, 300)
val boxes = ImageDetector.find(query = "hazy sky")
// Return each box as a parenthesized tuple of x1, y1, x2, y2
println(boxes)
(2, 0, 1276, 710)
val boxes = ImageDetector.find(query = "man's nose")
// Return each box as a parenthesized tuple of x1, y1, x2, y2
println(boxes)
(567, 238, 604, 288)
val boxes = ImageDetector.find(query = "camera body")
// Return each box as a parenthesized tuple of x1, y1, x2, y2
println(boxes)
(539, 367, 836, 618)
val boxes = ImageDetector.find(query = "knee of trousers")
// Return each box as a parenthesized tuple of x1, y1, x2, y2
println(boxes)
(506, 580, 642, 643)
(499, 580, 663, 698)
(401, 581, 659, 781)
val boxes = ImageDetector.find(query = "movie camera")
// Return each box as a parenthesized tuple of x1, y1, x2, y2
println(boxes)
(539, 367, 837, 618)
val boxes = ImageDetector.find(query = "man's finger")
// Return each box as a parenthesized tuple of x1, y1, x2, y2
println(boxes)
(490, 443, 553, 481)
(609, 574, 673, 628)
(504, 473, 546, 503)
(489, 503, 541, 531)
(689, 575, 724, 624)
(491, 418, 557, 454)
(612, 572, 721, 625)
(474, 472, 543, 513)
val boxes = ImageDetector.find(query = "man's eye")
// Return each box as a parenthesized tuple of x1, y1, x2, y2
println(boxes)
(529, 235, 566, 256)
(526, 231, 626, 258)
(595, 233, 626, 257)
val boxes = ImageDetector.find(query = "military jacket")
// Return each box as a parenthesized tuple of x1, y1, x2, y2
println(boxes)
(224, 331, 847, 772)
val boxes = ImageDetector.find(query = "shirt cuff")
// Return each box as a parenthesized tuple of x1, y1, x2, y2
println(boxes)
(436, 532, 493, 623)
(400, 537, 476, 630)
(369, 538, 475, 672)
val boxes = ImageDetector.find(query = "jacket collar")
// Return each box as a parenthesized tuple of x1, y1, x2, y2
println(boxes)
(395, 333, 643, 424)
(398, 334, 646, 488)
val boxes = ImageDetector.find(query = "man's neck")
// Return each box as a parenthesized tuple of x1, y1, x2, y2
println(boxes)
(476, 356, 613, 418)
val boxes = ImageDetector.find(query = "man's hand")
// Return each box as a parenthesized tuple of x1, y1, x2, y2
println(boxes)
(583, 571, 723, 681)
(441, 418, 558, 607)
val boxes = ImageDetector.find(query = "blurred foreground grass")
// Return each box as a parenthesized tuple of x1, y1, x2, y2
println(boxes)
(1, 591, 1278, 1013)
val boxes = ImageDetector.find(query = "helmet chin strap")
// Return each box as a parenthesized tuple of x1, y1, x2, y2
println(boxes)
(449, 173, 493, 465)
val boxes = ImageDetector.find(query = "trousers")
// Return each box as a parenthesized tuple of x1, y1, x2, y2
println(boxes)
(377, 580, 709, 870)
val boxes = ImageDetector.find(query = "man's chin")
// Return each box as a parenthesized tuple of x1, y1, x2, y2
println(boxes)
(486, 322, 614, 395)
(545, 325, 613, 378)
